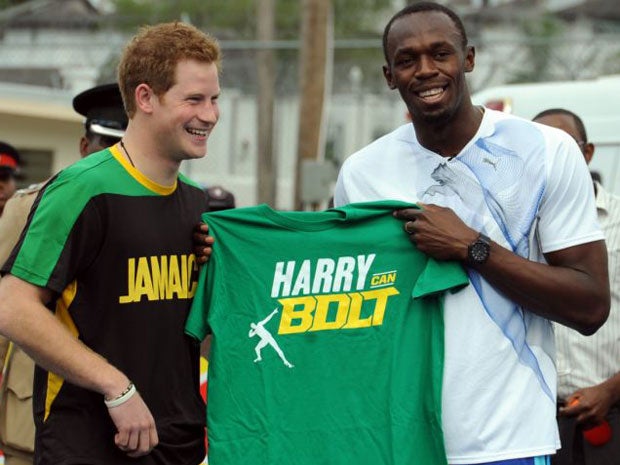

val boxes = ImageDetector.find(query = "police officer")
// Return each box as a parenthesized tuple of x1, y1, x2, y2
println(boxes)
(73, 82, 127, 158)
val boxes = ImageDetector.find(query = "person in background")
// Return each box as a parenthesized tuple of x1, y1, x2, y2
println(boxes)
(333, 2, 609, 464)
(0, 142, 20, 217)
(73, 82, 128, 157)
(0, 21, 221, 465)
(204, 185, 235, 212)
(198, 183, 235, 358)
(534, 108, 620, 465)
(0, 82, 128, 465)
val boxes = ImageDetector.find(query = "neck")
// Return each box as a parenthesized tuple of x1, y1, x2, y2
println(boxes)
(414, 104, 484, 158)
(118, 135, 181, 187)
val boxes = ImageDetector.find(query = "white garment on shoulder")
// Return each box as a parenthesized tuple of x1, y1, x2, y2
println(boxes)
(334, 109, 603, 464)
(555, 182, 620, 399)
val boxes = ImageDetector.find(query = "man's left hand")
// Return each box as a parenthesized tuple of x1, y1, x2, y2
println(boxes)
(394, 203, 477, 261)
(193, 222, 214, 265)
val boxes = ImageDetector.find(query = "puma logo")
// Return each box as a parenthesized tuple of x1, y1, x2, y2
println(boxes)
(483, 157, 497, 170)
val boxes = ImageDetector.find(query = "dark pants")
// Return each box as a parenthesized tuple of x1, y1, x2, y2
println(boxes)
(553, 407, 620, 465)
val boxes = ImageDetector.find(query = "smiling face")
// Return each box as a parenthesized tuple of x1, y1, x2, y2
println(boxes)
(150, 59, 220, 162)
(383, 10, 474, 126)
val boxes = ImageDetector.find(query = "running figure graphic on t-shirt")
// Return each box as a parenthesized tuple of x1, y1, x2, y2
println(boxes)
(249, 308, 294, 368)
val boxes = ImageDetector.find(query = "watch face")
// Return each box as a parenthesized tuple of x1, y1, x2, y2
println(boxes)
(469, 238, 490, 264)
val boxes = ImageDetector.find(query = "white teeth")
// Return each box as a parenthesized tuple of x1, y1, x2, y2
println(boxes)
(187, 128, 208, 136)
(419, 88, 443, 98)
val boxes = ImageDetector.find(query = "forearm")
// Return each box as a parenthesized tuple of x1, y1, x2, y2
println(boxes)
(394, 205, 609, 334)
(469, 239, 609, 334)
(0, 275, 130, 398)
(601, 372, 620, 407)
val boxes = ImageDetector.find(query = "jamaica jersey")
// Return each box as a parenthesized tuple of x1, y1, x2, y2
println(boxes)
(185, 201, 470, 465)
(2, 145, 207, 465)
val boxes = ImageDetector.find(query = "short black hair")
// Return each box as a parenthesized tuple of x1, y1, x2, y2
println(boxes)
(533, 108, 588, 143)
(382, 1, 469, 64)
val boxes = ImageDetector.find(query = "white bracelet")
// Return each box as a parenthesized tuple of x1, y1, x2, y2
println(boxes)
(104, 382, 137, 409)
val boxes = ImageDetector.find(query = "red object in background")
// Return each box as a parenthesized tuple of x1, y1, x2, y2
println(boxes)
(583, 421, 612, 447)
(200, 357, 208, 455)
(200, 380, 207, 403)
(568, 398, 612, 447)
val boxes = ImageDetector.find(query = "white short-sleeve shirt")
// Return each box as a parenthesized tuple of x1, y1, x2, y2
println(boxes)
(334, 109, 603, 464)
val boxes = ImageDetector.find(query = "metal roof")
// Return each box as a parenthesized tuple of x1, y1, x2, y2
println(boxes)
(0, 0, 103, 29)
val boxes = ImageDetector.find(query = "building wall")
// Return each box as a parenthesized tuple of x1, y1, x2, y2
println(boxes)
(0, 94, 83, 186)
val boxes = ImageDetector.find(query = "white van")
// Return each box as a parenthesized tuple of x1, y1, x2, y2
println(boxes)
(472, 75, 620, 195)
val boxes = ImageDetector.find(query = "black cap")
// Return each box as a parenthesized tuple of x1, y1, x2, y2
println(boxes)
(205, 186, 236, 211)
(0, 141, 20, 173)
(72, 83, 128, 139)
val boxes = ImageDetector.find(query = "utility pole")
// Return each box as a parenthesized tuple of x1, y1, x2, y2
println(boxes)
(256, 0, 276, 206)
(295, 0, 331, 210)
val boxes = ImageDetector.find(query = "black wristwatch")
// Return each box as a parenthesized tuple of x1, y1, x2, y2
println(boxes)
(467, 233, 491, 265)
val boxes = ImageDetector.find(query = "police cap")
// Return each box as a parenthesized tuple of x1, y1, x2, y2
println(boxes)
(0, 141, 20, 174)
(205, 186, 236, 212)
(72, 83, 128, 139)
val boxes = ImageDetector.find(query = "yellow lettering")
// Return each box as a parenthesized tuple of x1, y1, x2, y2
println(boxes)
(119, 254, 198, 304)
(371, 273, 396, 286)
(179, 255, 188, 299)
(167, 255, 182, 299)
(188, 254, 198, 298)
(150, 255, 168, 299)
(278, 296, 316, 334)
(134, 257, 156, 301)
(276, 287, 400, 334)
(342, 292, 373, 329)
(311, 294, 349, 331)
(362, 287, 400, 326)
(119, 258, 136, 303)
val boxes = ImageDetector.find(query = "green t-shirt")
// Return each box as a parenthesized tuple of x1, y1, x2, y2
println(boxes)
(186, 200, 469, 465)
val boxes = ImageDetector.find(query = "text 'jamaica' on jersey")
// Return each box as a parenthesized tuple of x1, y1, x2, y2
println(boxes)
(119, 254, 198, 303)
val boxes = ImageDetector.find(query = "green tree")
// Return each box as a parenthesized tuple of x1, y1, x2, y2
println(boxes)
(509, 14, 564, 84)
(0, 0, 29, 8)
(112, 0, 390, 39)
(111, 0, 391, 93)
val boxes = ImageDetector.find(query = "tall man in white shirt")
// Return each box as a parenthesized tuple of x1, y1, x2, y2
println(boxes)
(534, 108, 620, 465)
(334, 2, 610, 464)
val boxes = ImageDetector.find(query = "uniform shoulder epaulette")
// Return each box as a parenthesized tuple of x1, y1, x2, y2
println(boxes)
(13, 182, 46, 197)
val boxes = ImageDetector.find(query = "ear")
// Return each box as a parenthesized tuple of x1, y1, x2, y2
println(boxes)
(383, 64, 396, 90)
(583, 142, 595, 165)
(464, 45, 475, 73)
(79, 136, 89, 158)
(135, 83, 155, 115)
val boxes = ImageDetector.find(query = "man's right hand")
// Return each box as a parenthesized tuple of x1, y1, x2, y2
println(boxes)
(107, 391, 158, 457)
